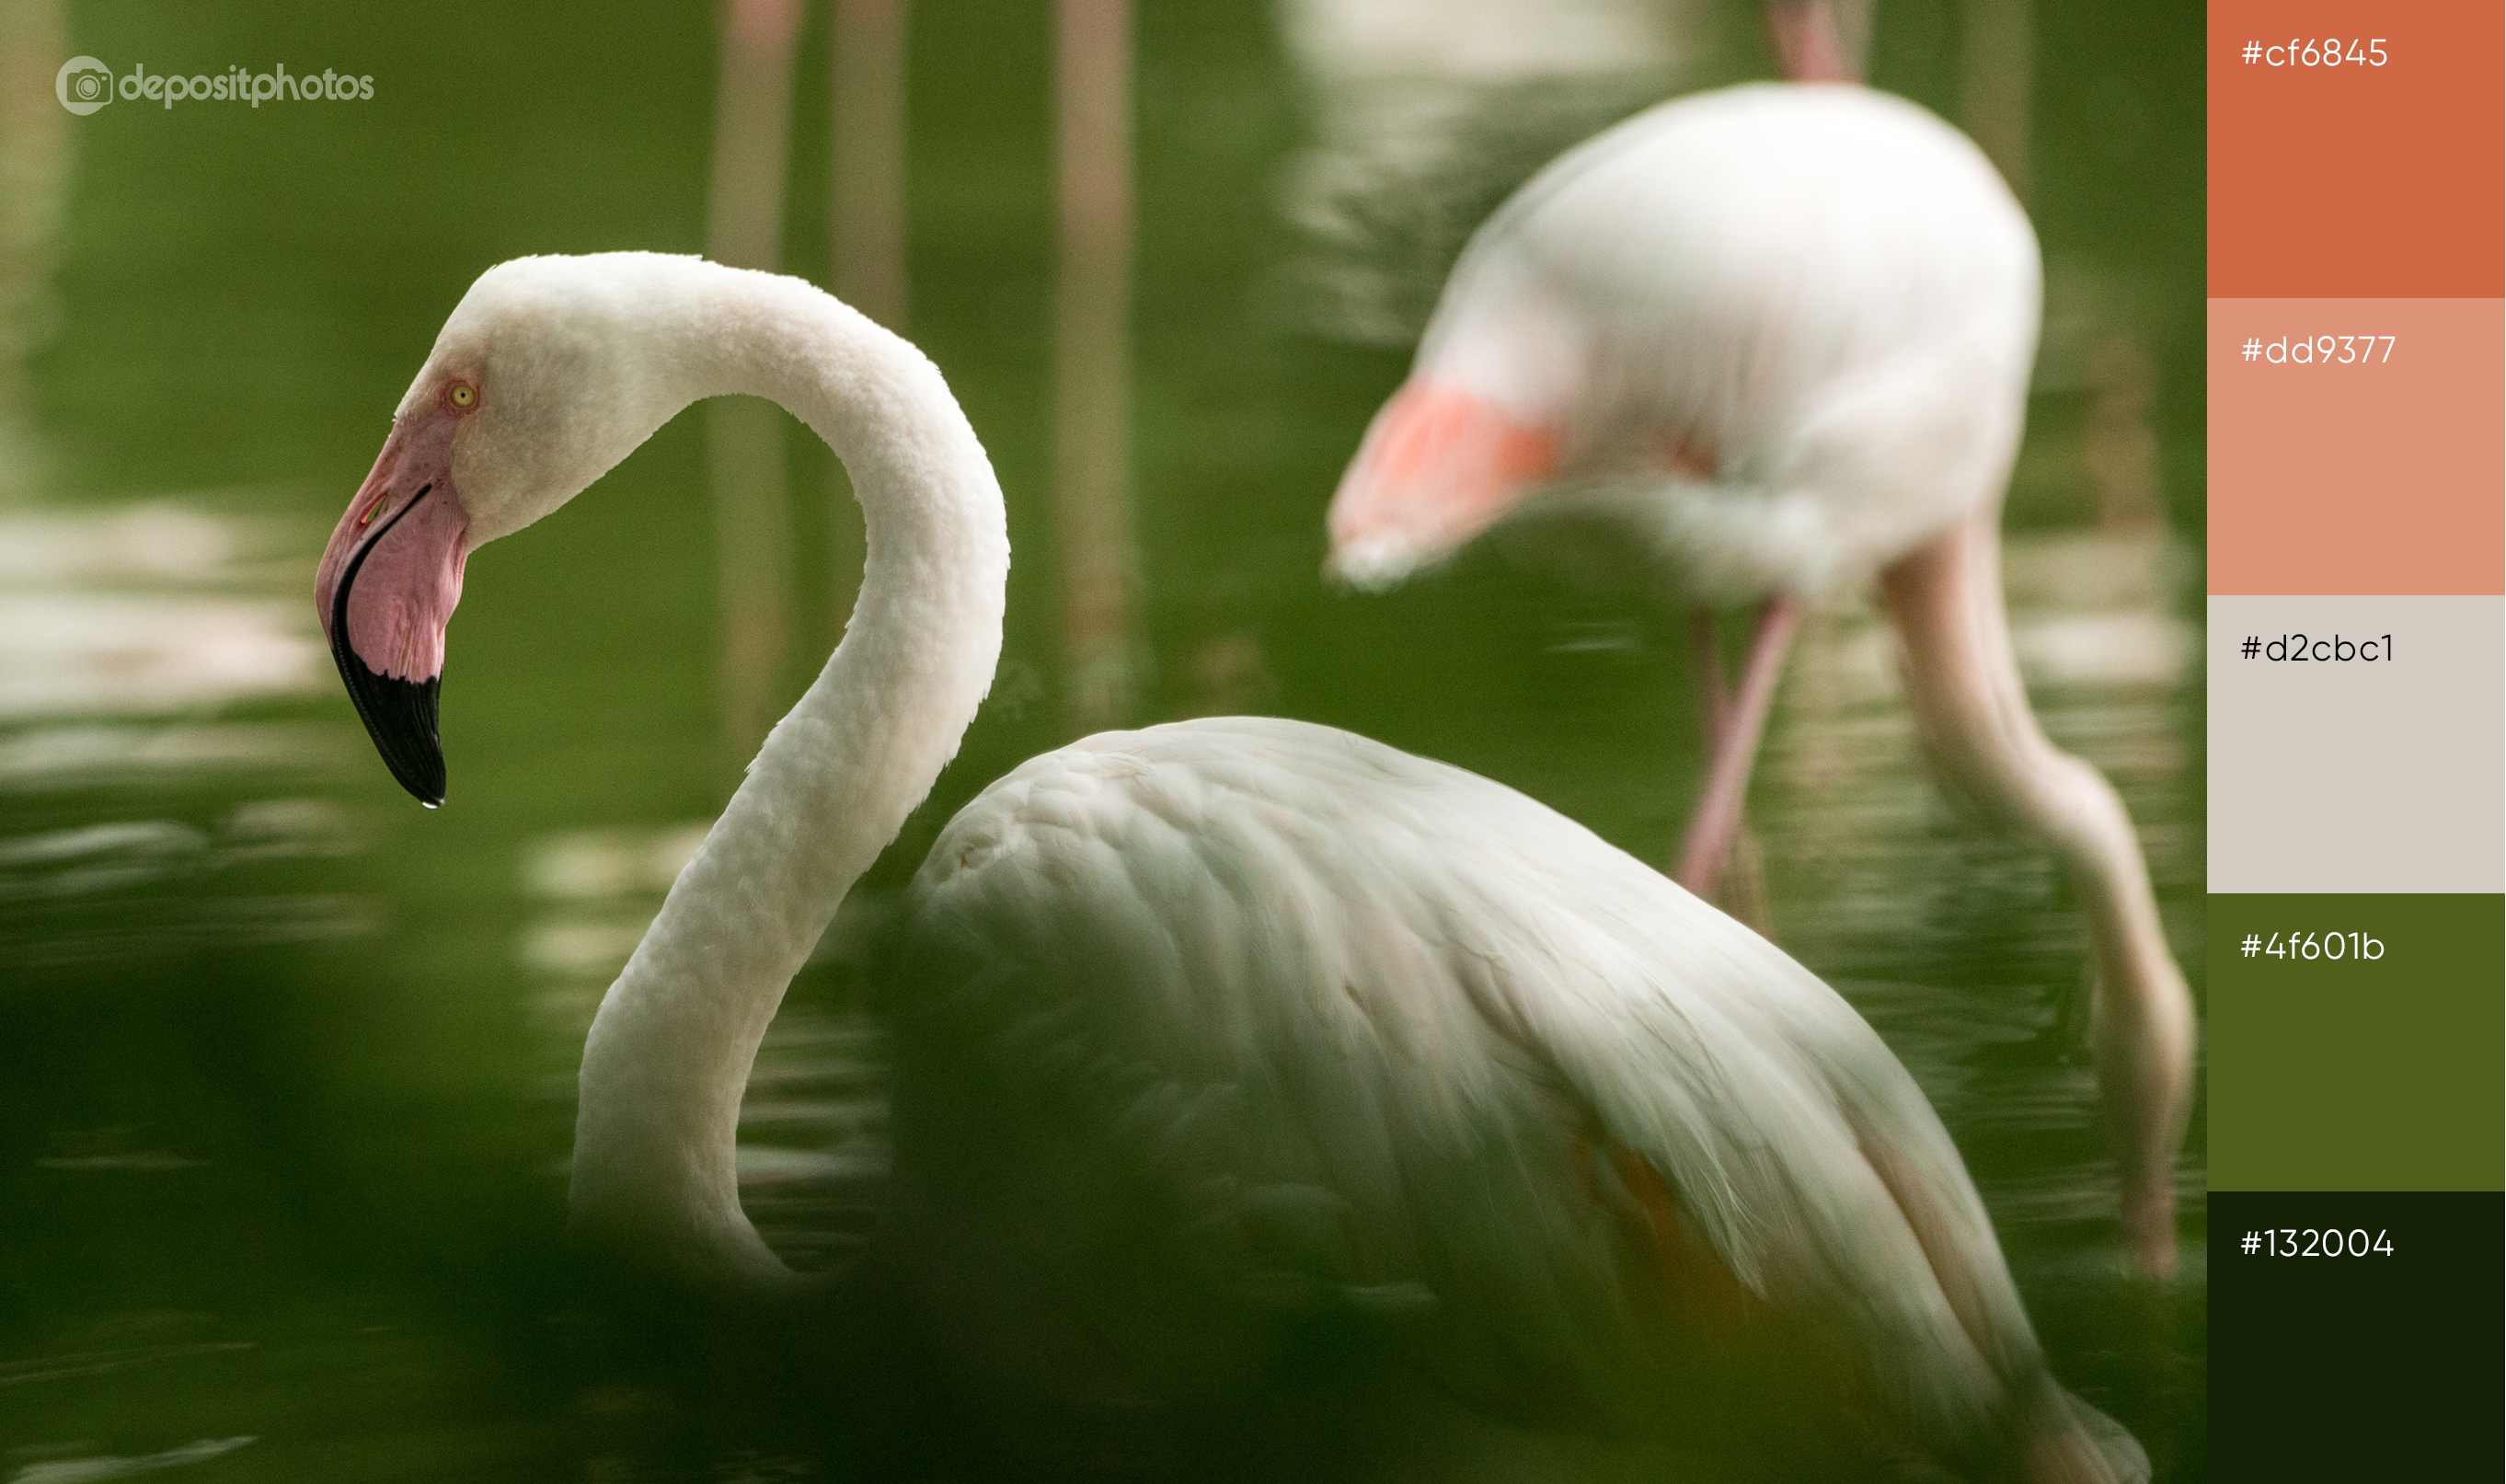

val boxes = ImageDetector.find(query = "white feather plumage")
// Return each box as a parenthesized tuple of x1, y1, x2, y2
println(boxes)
(896, 716, 2119, 1472)
(1414, 83, 2039, 602)
(355, 254, 2138, 1480)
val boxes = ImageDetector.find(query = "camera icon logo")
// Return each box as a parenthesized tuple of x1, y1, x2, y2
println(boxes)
(56, 56, 113, 116)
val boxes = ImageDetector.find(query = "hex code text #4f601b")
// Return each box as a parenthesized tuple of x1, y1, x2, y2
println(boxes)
(2237, 931, 2385, 961)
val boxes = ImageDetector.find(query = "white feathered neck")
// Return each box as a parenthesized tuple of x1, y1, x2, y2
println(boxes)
(566, 258, 1007, 1292)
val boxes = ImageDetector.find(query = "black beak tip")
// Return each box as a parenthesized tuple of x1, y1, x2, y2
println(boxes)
(324, 482, 448, 807)
(328, 640, 447, 808)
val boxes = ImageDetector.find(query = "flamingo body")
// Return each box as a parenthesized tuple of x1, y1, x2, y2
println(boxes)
(317, 254, 2143, 1479)
(1329, 83, 2038, 599)
(1327, 84, 2195, 1280)
(894, 714, 2132, 1477)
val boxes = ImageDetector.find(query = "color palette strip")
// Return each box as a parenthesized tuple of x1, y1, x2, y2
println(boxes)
(2206, 0, 2503, 1469)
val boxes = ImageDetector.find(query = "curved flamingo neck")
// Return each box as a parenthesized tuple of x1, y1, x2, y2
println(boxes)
(568, 262, 1007, 1294)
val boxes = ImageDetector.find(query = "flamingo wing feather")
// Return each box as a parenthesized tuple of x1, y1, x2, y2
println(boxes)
(1410, 85, 2040, 602)
(896, 717, 2103, 1469)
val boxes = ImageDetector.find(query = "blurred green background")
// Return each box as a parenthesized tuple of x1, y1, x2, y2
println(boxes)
(1, 0, 2204, 1478)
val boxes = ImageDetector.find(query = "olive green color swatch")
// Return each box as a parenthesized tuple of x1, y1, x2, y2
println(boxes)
(2210, 893, 2504, 1191)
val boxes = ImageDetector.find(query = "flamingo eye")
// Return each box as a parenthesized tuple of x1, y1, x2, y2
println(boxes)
(448, 383, 477, 408)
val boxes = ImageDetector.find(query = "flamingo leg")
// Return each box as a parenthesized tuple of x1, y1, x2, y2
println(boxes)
(1674, 596, 1799, 900)
(1683, 611, 1778, 933)
(1765, 0, 1865, 84)
(1880, 512, 2197, 1279)
(1688, 608, 1733, 745)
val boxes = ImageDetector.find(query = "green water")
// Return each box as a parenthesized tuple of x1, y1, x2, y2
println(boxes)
(4, 1, 2204, 1478)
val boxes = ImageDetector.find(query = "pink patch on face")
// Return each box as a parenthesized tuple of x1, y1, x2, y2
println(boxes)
(1326, 380, 1558, 587)
(316, 408, 471, 681)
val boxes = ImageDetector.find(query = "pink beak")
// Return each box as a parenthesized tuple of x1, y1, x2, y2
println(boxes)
(315, 410, 470, 805)
(1325, 380, 1558, 592)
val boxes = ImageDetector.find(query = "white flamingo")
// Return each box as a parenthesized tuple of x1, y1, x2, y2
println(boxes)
(317, 253, 2144, 1480)
(1323, 80, 2196, 1281)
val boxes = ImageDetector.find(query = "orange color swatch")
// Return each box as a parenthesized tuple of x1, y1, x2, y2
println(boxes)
(2208, 299, 2504, 595)
(2209, 1, 2503, 296)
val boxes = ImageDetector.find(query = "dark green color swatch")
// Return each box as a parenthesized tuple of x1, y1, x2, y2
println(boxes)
(2210, 893, 2504, 1191)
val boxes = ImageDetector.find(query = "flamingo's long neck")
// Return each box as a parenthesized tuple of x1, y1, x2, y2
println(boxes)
(569, 264, 1007, 1293)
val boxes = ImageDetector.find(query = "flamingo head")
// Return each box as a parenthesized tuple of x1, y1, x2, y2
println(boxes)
(317, 253, 704, 804)
(1324, 379, 1560, 592)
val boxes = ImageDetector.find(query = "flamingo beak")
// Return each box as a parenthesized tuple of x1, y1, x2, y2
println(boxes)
(316, 413, 471, 806)
(1324, 380, 1558, 592)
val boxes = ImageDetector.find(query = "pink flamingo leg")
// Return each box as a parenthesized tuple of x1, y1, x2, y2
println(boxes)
(1882, 512, 2196, 1278)
(1687, 608, 1734, 749)
(1684, 609, 1774, 932)
(1674, 596, 1800, 899)
(1765, 0, 1857, 84)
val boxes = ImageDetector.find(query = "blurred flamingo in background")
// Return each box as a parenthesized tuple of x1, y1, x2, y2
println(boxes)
(1324, 8, 2194, 1278)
